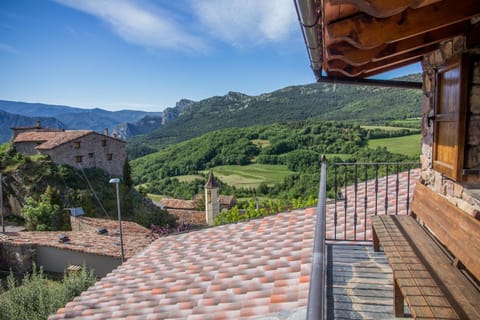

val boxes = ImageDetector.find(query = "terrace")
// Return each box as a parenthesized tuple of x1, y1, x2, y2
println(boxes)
(296, 0, 480, 319)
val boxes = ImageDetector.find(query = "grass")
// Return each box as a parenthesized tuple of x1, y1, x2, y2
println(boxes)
(361, 125, 416, 131)
(205, 163, 295, 189)
(368, 134, 421, 157)
(251, 139, 270, 148)
(146, 193, 165, 202)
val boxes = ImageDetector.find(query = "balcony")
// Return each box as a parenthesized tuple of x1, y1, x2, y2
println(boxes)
(309, 161, 420, 319)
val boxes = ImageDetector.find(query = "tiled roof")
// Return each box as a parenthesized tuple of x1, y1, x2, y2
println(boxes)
(49, 169, 419, 319)
(13, 130, 93, 150)
(219, 195, 235, 206)
(166, 209, 207, 225)
(49, 208, 315, 320)
(159, 198, 201, 210)
(72, 216, 151, 235)
(2, 218, 152, 259)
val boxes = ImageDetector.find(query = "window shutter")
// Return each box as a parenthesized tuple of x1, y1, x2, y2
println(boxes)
(432, 55, 469, 180)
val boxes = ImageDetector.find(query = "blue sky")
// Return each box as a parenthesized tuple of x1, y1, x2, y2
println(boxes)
(0, 0, 421, 112)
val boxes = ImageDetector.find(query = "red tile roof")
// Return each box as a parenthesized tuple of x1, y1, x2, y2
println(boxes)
(48, 208, 315, 319)
(13, 130, 93, 150)
(48, 169, 420, 319)
(2, 218, 152, 259)
(159, 198, 201, 210)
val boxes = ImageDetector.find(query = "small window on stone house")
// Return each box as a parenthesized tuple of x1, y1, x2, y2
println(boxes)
(75, 155, 83, 163)
(107, 153, 113, 161)
(74, 141, 81, 149)
(88, 153, 94, 158)
(432, 54, 476, 182)
(102, 140, 107, 147)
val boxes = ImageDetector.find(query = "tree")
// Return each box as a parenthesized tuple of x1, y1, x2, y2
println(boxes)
(22, 186, 61, 231)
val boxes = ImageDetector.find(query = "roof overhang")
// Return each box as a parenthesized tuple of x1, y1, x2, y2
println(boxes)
(294, 0, 480, 86)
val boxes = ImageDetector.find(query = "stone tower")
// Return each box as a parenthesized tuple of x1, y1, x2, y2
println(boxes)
(205, 171, 220, 225)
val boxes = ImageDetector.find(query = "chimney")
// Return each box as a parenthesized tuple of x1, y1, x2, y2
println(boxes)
(104, 128, 108, 136)
(36, 120, 41, 128)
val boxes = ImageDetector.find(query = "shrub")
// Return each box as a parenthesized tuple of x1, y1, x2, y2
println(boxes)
(0, 265, 96, 320)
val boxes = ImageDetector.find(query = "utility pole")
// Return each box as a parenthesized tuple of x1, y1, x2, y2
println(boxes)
(0, 173, 4, 233)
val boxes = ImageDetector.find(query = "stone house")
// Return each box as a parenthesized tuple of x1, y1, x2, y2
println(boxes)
(12, 126, 126, 177)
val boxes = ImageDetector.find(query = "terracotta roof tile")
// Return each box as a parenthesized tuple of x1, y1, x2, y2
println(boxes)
(13, 130, 93, 149)
(49, 169, 419, 319)
(2, 218, 152, 259)
(49, 208, 315, 319)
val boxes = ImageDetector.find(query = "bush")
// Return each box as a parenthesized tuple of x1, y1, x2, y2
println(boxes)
(0, 264, 96, 320)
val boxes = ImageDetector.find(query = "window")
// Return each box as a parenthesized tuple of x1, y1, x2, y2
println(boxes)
(88, 153, 94, 158)
(74, 141, 81, 149)
(75, 155, 83, 163)
(102, 140, 107, 147)
(107, 153, 113, 161)
(433, 54, 469, 181)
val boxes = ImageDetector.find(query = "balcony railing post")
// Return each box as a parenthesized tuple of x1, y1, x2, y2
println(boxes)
(307, 155, 327, 320)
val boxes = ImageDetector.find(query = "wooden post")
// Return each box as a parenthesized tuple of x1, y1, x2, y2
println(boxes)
(394, 277, 404, 317)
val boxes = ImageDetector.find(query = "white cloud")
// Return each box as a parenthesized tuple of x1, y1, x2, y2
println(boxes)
(0, 43, 18, 54)
(54, 0, 208, 52)
(191, 0, 298, 47)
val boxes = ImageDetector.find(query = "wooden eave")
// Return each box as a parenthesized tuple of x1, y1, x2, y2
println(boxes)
(296, 0, 480, 80)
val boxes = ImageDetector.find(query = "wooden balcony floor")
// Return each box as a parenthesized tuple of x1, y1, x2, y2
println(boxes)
(326, 243, 410, 319)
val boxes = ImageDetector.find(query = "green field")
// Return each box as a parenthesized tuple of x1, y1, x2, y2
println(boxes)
(205, 163, 295, 189)
(175, 174, 204, 182)
(361, 125, 416, 131)
(368, 134, 421, 157)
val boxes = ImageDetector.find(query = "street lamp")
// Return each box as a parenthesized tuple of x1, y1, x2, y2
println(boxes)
(109, 178, 125, 262)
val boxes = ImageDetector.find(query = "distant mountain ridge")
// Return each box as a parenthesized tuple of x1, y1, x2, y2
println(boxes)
(0, 110, 65, 142)
(128, 74, 422, 157)
(0, 100, 163, 142)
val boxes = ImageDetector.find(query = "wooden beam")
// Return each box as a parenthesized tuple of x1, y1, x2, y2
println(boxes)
(327, 45, 433, 76)
(467, 22, 480, 49)
(327, 55, 423, 77)
(327, 0, 480, 49)
(328, 0, 441, 18)
(327, 21, 470, 65)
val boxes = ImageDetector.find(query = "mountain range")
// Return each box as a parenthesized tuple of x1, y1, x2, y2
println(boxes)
(128, 74, 422, 157)
(0, 100, 162, 142)
(0, 74, 422, 147)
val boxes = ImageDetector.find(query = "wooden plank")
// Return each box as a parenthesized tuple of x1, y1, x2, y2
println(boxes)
(326, 0, 480, 49)
(327, 21, 470, 65)
(397, 215, 480, 319)
(329, 0, 441, 18)
(411, 183, 480, 280)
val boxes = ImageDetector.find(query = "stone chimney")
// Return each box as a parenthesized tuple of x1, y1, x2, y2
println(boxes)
(104, 128, 109, 136)
(36, 120, 41, 128)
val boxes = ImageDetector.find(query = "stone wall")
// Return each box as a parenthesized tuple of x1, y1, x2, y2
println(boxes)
(44, 132, 126, 178)
(421, 27, 480, 218)
(0, 242, 35, 273)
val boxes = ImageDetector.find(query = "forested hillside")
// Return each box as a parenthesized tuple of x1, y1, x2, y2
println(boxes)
(0, 143, 175, 230)
(131, 120, 416, 200)
(128, 75, 421, 158)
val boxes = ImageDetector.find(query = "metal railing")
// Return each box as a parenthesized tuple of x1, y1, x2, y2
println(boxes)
(307, 159, 420, 320)
(328, 162, 420, 241)
(307, 157, 327, 320)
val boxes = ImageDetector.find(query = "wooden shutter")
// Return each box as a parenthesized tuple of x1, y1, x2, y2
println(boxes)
(432, 55, 469, 181)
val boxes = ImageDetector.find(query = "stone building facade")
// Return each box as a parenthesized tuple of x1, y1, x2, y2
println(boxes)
(421, 20, 480, 217)
(13, 128, 126, 178)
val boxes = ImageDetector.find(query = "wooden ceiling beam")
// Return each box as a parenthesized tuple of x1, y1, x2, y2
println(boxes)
(328, 0, 441, 18)
(327, 47, 429, 77)
(327, 0, 480, 49)
(327, 21, 470, 65)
